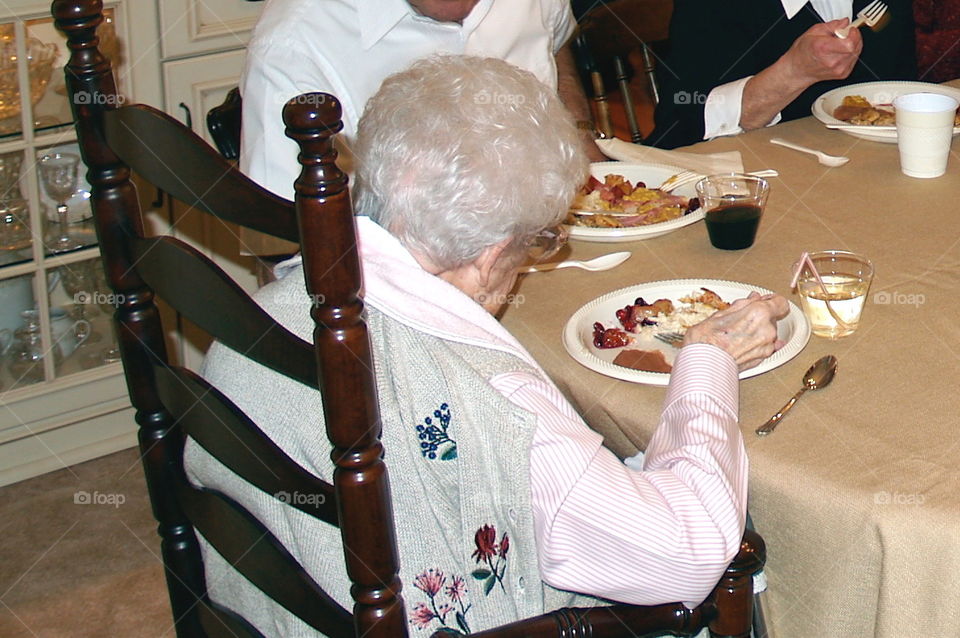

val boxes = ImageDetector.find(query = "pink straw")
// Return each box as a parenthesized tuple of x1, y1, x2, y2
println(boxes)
(790, 251, 852, 329)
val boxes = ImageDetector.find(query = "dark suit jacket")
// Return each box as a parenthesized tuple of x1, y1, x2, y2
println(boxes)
(649, 0, 917, 148)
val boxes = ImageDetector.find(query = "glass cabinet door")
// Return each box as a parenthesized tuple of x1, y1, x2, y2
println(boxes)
(0, 5, 128, 398)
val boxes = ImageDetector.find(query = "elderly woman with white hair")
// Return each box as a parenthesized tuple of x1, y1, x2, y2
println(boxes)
(189, 55, 788, 636)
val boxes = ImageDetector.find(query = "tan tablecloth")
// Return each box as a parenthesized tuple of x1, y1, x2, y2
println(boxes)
(502, 86, 960, 637)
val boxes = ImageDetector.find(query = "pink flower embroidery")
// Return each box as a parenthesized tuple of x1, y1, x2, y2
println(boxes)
(410, 602, 436, 629)
(410, 568, 472, 633)
(445, 575, 467, 603)
(413, 568, 446, 597)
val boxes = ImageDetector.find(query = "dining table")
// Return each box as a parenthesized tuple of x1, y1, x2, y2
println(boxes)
(501, 80, 960, 637)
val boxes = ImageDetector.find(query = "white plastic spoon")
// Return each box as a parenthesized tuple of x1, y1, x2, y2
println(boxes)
(770, 138, 850, 167)
(523, 251, 631, 273)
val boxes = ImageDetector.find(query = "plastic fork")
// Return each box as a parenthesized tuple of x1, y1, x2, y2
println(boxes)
(834, 0, 887, 39)
(654, 331, 684, 347)
(659, 169, 780, 193)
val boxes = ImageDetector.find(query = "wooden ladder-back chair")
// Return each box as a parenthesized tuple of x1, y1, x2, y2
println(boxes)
(53, 2, 764, 637)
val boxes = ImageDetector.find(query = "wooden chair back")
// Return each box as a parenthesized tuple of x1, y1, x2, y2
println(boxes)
(53, 2, 763, 637)
(52, 1, 404, 636)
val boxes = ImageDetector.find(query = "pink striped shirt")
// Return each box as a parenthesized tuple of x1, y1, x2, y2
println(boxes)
(493, 345, 747, 607)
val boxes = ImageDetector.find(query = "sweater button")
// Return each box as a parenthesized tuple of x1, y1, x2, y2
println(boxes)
(508, 508, 518, 521)
(517, 576, 525, 591)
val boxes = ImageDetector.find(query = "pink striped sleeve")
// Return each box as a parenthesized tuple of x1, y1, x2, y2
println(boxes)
(491, 343, 746, 606)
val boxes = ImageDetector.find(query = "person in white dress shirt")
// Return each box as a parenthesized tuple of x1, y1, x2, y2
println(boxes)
(650, 0, 916, 148)
(240, 0, 604, 199)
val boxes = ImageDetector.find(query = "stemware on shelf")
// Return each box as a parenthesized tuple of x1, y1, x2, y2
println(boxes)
(7, 308, 60, 385)
(84, 266, 121, 366)
(38, 152, 82, 253)
(58, 261, 101, 344)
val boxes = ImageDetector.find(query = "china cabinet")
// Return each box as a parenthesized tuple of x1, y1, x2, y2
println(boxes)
(0, 0, 262, 485)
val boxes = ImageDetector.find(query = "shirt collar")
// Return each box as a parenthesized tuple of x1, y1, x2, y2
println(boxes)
(781, 0, 853, 21)
(355, 216, 544, 370)
(780, 0, 809, 19)
(358, 0, 493, 50)
(359, 0, 414, 50)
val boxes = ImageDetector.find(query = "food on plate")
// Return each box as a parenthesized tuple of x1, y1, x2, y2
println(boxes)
(833, 94, 960, 127)
(593, 288, 730, 372)
(833, 95, 895, 126)
(613, 349, 672, 373)
(568, 173, 701, 228)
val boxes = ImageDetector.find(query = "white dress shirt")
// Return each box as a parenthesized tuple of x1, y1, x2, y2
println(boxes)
(704, 0, 855, 139)
(240, 0, 575, 198)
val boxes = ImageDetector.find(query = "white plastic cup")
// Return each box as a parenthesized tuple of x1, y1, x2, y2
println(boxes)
(893, 92, 958, 178)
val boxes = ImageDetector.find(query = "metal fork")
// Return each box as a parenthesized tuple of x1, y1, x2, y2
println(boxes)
(654, 331, 684, 347)
(834, 0, 888, 38)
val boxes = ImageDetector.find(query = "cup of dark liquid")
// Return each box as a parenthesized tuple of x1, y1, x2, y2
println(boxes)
(695, 173, 770, 250)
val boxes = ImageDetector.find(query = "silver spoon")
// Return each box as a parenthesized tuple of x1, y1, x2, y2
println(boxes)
(522, 251, 631, 273)
(755, 355, 838, 436)
(770, 138, 850, 167)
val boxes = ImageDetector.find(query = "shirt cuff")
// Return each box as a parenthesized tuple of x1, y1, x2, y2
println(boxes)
(703, 77, 782, 140)
(663, 343, 739, 420)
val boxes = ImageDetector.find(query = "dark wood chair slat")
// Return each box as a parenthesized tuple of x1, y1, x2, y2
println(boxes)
(154, 365, 336, 524)
(102, 105, 298, 242)
(176, 484, 352, 638)
(131, 235, 318, 389)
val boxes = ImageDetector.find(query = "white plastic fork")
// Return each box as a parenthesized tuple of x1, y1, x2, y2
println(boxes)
(659, 169, 780, 193)
(834, 0, 888, 39)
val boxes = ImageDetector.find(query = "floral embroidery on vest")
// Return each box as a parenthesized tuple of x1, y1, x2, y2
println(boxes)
(409, 569, 472, 634)
(408, 524, 511, 634)
(470, 524, 509, 595)
(416, 403, 457, 460)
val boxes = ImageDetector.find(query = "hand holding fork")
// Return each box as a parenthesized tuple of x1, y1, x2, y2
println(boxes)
(834, 0, 888, 39)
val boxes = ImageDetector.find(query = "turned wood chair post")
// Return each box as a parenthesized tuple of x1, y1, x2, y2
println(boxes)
(282, 94, 409, 638)
(52, 1, 206, 635)
(709, 530, 765, 638)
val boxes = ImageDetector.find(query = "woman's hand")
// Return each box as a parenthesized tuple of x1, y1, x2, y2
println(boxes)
(683, 292, 789, 371)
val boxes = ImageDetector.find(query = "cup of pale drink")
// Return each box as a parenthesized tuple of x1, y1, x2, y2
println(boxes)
(794, 250, 874, 339)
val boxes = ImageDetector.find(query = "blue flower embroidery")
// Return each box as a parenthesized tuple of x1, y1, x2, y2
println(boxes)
(416, 403, 457, 460)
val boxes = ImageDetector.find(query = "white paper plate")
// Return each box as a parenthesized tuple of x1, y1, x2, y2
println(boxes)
(563, 279, 810, 386)
(565, 162, 704, 243)
(812, 81, 960, 144)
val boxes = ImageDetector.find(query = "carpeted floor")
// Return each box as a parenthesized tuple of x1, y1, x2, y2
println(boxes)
(0, 447, 171, 637)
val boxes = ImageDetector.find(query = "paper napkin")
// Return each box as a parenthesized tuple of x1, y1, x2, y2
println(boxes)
(596, 138, 744, 175)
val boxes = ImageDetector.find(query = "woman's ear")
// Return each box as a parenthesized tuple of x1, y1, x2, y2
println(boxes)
(474, 238, 514, 287)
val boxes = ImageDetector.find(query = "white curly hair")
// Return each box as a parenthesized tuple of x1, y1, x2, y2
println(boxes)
(352, 54, 588, 270)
